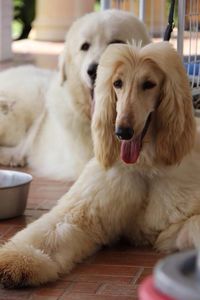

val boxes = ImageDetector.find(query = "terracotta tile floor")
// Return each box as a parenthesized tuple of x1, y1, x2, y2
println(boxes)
(0, 40, 164, 299)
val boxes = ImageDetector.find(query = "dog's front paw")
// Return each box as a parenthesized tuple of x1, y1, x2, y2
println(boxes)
(176, 216, 200, 250)
(8, 155, 27, 167)
(0, 147, 27, 167)
(0, 245, 59, 288)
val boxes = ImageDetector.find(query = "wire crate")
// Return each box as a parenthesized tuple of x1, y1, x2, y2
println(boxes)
(101, 0, 168, 38)
(100, 0, 200, 114)
(178, 0, 200, 115)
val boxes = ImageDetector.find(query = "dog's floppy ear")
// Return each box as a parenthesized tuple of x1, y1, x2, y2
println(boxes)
(92, 49, 121, 168)
(144, 42, 196, 165)
(58, 45, 69, 85)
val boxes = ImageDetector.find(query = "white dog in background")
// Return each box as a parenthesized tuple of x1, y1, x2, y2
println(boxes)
(0, 42, 200, 288)
(0, 9, 150, 180)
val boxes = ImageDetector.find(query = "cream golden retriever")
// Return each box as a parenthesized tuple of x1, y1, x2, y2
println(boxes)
(0, 41, 199, 288)
(0, 9, 150, 180)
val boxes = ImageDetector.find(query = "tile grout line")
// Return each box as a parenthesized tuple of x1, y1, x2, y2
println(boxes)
(95, 282, 107, 295)
(130, 266, 144, 285)
(57, 281, 75, 299)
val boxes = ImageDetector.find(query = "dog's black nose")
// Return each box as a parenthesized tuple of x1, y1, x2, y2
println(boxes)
(115, 127, 134, 140)
(87, 63, 98, 84)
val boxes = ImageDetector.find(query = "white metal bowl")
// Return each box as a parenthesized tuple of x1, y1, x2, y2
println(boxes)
(0, 170, 32, 220)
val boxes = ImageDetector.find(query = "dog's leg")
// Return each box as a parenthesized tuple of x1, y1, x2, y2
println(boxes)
(0, 195, 97, 288)
(0, 109, 45, 167)
(0, 159, 142, 288)
(155, 215, 200, 252)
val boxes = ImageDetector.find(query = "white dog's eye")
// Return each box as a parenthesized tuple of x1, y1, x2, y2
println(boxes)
(113, 79, 123, 89)
(80, 42, 90, 51)
(109, 39, 125, 45)
(142, 81, 156, 90)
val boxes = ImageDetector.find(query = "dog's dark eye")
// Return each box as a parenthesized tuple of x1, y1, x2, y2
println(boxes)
(142, 81, 156, 90)
(80, 42, 90, 51)
(113, 79, 123, 89)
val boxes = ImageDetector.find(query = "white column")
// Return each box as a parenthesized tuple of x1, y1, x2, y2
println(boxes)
(30, 0, 95, 41)
(101, 0, 110, 10)
(0, 0, 12, 61)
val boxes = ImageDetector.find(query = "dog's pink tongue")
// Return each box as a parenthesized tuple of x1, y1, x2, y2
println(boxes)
(120, 138, 141, 164)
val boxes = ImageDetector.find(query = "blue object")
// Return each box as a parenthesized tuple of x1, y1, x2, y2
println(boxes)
(184, 62, 200, 76)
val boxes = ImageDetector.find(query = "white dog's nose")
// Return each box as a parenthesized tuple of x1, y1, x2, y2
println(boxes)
(87, 63, 98, 84)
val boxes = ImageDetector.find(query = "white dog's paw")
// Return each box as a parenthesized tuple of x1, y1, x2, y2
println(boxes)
(0, 147, 27, 167)
(8, 156, 27, 167)
(0, 245, 59, 288)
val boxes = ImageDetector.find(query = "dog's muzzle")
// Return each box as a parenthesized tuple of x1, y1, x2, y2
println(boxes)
(116, 112, 153, 164)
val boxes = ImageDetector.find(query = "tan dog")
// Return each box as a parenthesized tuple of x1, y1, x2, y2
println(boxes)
(1, 42, 198, 288)
(0, 9, 150, 180)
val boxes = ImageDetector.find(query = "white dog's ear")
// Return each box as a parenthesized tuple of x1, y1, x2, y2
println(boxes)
(92, 65, 120, 168)
(147, 43, 196, 165)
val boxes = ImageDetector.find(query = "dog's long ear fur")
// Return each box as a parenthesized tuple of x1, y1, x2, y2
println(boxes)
(92, 47, 122, 168)
(143, 42, 196, 165)
(59, 44, 69, 85)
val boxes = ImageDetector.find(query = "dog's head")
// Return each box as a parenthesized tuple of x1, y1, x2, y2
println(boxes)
(92, 42, 196, 168)
(59, 10, 150, 102)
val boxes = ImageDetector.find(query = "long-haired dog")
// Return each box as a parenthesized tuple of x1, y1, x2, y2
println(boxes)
(0, 9, 150, 180)
(0, 41, 199, 288)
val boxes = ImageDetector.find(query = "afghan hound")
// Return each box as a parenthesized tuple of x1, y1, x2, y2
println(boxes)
(0, 42, 199, 288)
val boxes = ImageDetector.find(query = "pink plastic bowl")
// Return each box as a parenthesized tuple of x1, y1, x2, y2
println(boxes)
(138, 276, 176, 300)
